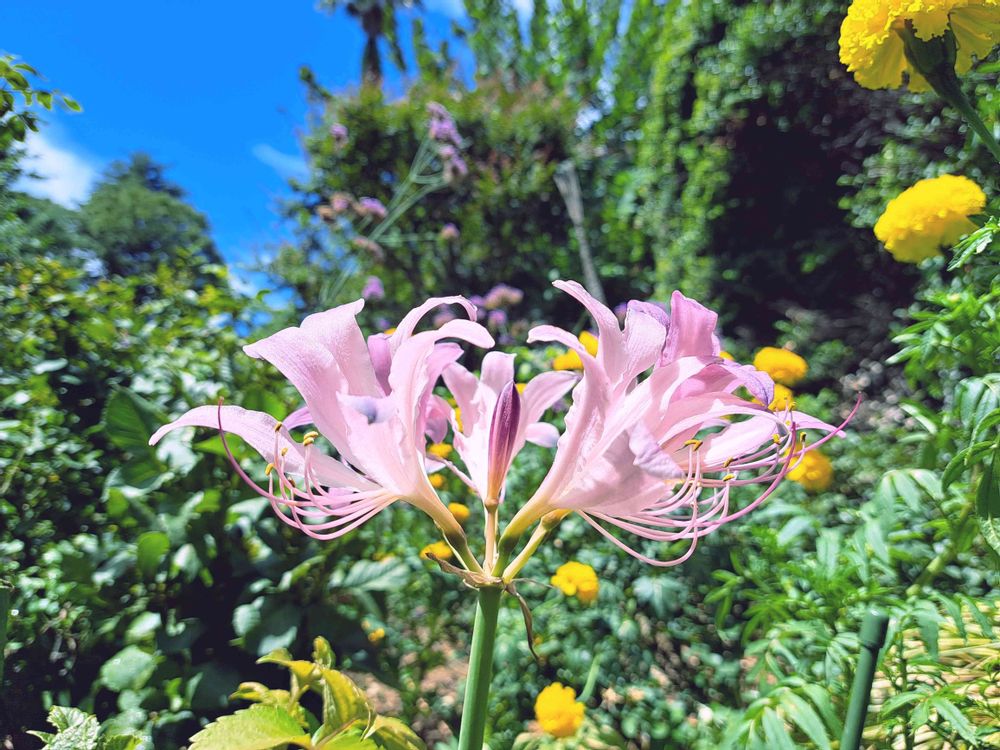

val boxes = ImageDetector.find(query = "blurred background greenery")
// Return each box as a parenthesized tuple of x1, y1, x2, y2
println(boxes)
(2, 1, 999, 747)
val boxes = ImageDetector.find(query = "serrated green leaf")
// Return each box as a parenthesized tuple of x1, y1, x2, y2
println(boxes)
(929, 696, 978, 745)
(367, 716, 426, 750)
(321, 667, 373, 733)
(976, 447, 1000, 563)
(28, 707, 100, 750)
(189, 704, 312, 750)
(781, 691, 830, 750)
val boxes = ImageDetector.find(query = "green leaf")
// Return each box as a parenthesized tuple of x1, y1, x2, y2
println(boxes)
(760, 708, 796, 750)
(97, 736, 141, 750)
(102, 387, 167, 453)
(928, 696, 978, 745)
(323, 732, 378, 750)
(320, 667, 373, 733)
(781, 692, 830, 750)
(99, 645, 159, 692)
(136, 531, 170, 578)
(976, 447, 1000, 562)
(189, 705, 312, 750)
(368, 717, 426, 750)
(329, 558, 410, 592)
(955, 375, 1000, 437)
(28, 707, 100, 750)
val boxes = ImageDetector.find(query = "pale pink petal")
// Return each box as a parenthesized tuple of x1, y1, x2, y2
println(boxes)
(389, 296, 478, 351)
(662, 291, 721, 362)
(524, 422, 560, 447)
(149, 404, 375, 490)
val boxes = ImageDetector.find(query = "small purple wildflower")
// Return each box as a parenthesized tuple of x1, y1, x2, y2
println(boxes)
(440, 223, 460, 241)
(331, 123, 349, 148)
(362, 276, 385, 300)
(357, 197, 388, 220)
(352, 236, 384, 261)
(487, 309, 508, 328)
(432, 309, 458, 327)
(331, 192, 352, 214)
(483, 284, 524, 309)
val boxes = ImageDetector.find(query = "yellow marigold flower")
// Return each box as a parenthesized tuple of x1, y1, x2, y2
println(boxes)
(428, 442, 453, 459)
(552, 331, 600, 371)
(429, 473, 446, 489)
(535, 683, 585, 738)
(839, 0, 1000, 90)
(553, 351, 583, 370)
(448, 502, 470, 524)
(551, 561, 600, 604)
(420, 541, 453, 560)
(367, 627, 385, 644)
(788, 450, 834, 492)
(753, 347, 808, 386)
(579, 330, 599, 356)
(770, 384, 796, 411)
(874, 175, 986, 263)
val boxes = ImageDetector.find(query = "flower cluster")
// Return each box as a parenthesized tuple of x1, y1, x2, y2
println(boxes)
(151, 280, 846, 579)
(427, 102, 468, 181)
(551, 561, 599, 604)
(534, 683, 585, 738)
(874, 174, 986, 263)
(787, 449, 834, 492)
(753, 346, 808, 386)
(839, 0, 1000, 90)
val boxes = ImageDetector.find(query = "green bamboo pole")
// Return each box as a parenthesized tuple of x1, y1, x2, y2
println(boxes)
(457, 586, 503, 750)
(840, 611, 890, 750)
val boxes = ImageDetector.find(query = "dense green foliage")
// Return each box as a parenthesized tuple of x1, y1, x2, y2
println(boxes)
(4, 3, 1000, 749)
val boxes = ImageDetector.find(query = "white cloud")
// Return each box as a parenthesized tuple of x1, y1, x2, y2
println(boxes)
(17, 131, 98, 207)
(252, 144, 309, 180)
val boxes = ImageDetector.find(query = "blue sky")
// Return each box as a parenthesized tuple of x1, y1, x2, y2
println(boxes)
(3, 0, 474, 282)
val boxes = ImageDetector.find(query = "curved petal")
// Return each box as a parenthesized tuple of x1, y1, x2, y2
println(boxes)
(149, 404, 375, 490)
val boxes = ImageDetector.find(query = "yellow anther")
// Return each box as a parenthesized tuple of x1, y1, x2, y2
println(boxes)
(303, 431, 320, 441)
(683, 439, 703, 450)
(772, 433, 781, 444)
(274, 421, 283, 432)
(303, 437, 316, 447)
(723, 457, 734, 468)
(722, 473, 736, 481)
(280, 447, 289, 456)
(265, 463, 275, 476)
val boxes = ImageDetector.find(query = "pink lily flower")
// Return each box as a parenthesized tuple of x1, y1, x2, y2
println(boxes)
(149, 297, 493, 568)
(500, 281, 846, 570)
(441, 352, 576, 504)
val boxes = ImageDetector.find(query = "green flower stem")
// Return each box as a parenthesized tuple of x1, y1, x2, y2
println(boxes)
(457, 585, 503, 750)
(941, 85, 1000, 165)
(899, 25, 1000, 164)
